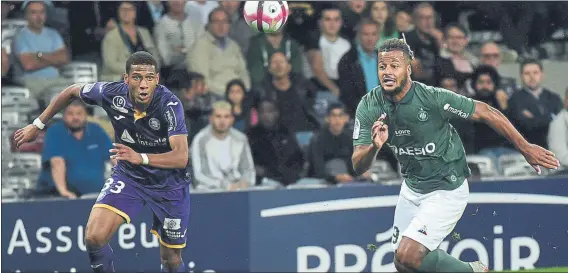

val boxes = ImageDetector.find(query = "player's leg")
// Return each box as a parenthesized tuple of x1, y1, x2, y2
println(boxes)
(147, 185, 191, 272)
(395, 180, 488, 272)
(85, 176, 145, 273)
(391, 182, 421, 273)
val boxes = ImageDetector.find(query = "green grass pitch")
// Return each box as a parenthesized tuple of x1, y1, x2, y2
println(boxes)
(497, 267, 568, 272)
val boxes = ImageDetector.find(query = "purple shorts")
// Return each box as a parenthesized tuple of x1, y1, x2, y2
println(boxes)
(93, 173, 190, 249)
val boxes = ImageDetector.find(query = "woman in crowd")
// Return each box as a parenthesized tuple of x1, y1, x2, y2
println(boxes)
(368, 1, 400, 48)
(225, 79, 256, 132)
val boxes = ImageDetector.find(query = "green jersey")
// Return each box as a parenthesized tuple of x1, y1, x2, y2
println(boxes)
(353, 81, 477, 194)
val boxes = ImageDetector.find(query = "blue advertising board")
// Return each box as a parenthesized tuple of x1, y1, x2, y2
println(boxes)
(2, 178, 568, 272)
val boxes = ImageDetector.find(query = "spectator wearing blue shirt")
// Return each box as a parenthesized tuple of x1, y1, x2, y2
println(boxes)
(38, 100, 113, 198)
(13, 1, 70, 99)
(337, 18, 379, 117)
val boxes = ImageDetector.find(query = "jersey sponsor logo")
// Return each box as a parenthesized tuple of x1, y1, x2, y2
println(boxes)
(149, 118, 161, 130)
(135, 132, 167, 147)
(163, 218, 181, 230)
(114, 115, 125, 120)
(387, 142, 436, 156)
(112, 96, 128, 114)
(394, 129, 411, 137)
(165, 107, 177, 132)
(443, 103, 469, 119)
(82, 83, 95, 93)
(353, 118, 361, 139)
(417, 108, 428, 122)
(166, 101, 179, 106)
(121, 130, 135, 144)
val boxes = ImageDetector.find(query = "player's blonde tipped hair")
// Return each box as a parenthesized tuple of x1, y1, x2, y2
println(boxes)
(212, 100, 233, 112)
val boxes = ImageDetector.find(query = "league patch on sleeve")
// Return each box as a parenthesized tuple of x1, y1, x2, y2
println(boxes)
(353, 118, 361, 139)
(82, 83, 95, 93)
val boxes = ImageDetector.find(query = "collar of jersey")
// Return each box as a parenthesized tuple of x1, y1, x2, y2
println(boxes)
(124, 86, 159, 121)
(382, 82, 416, 105)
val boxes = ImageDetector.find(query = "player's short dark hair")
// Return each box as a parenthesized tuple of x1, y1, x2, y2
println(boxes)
(327, 102, 346, 116)
(520, 58, 543, 74)
(443, 23, 469, 39)
(125, 51, 158, 74)
(470, 65, 501, 90)
(378, 38, 415, 62)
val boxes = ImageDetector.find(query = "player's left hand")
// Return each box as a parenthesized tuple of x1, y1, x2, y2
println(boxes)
(110, 143, 143, 165)
(521, 144, 560, 174)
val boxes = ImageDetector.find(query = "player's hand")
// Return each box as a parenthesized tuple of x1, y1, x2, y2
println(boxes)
(520, 144, 560, 174)
(13, 124, 41, 148)
(371, 114, 389, 148)
(110, 143, 143, 165)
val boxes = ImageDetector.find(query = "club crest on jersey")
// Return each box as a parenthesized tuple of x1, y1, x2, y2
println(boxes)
(112, 96, 128, 113)
(149, 118, 161, 130)
(417, 108, 428, 122)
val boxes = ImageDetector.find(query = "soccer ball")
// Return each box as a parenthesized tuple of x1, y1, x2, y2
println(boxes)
(243, 1, 289, 33)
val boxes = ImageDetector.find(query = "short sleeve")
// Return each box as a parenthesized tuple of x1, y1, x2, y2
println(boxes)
(434, 88, 476, 121)
(41, 124, 65, 163)
(79, 82, 108, 106)
(305, 31, 321, 51)
(51, 29, 65, 50)
(163, 95, 188, 137)
(352, 98, 375, 147)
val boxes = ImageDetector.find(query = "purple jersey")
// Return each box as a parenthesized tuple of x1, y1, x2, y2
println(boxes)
(80, 81, 190, 190)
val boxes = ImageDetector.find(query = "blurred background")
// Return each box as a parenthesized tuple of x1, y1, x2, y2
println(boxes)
(1, 1, 568, 272)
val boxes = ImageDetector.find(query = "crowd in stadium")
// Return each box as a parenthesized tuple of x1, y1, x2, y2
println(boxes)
(2, 0, 568, 199)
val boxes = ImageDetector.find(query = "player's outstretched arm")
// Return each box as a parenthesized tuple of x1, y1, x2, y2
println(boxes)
(110, 135, 189, 169)
(14, 84, 84, 147)
(471, 101, 560, 173)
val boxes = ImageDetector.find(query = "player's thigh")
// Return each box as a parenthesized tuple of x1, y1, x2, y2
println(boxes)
(86, 176, 145, 245)
(403, 180, 469, 251)
(392, 182, 420, 251)
(148, 185, 191, 250)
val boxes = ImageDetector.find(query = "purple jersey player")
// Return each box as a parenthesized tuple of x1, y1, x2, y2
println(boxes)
(15, 52, 190, 273)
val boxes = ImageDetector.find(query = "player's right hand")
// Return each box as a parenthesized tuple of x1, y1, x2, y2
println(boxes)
(13, 124, 41, 148)
(371, 114, 389, 148)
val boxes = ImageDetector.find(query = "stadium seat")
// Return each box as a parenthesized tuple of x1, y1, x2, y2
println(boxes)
(466, 155, 498, 177)
(497, 153, 530, 171)
(1, 112, 23, 127)
(8, 153, 42, 176)
(2, 95, 40, 114)
(370, 159, 399, 181)
(60, 62, 98, 83)
(2, 86, 31, 99)
(1, 19, 27, 54)
(313, 91, 339, 123)
(503, 164, 538, 178)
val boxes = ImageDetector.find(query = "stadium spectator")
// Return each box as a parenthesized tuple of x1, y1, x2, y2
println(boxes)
(67, 1, 116, 61)
(436, 23, 478, 88)
(37, 100, 113, 199)
(337, 19, 379, 117)
(368, 1, 400, 48)
(188, 8, 250, 96)
(12, 1, 70, 99)
(184, 0, 218, 26)
(255, 52, 319, 133)
(404, 3, 442, 86)
(477, 41, 518, 96)
(191, 101, 255, 191)
(171, 71, 222, 141)
(306, 5, 350, 97)
(394, 9, 413, 33)
(308, 103, 361, 184)
(247, 30, 304, 86)
(136, 0, 166, 35)
(339, 0, 367, 41)
(2, 47, 9, 77)
(154, 0, 203, 78)
(247, 100, 304, 186)
(100, 1, 160, 81)
(547, 88, 568, 169)
(508, 59, 563, 149)
(219, 1, 254, 55)
(225, 79, 256, 133)
(470, 66, 515, 160)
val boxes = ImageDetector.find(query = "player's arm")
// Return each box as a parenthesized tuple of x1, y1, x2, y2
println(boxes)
(352, 101, 386, 175)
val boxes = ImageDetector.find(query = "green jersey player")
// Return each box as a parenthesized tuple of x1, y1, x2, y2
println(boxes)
(351, 38, 560, 273)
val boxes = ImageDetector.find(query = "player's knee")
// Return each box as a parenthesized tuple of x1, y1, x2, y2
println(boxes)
(395, 247, 422, 271)
(160, 248, 182, 269)
(84, 225, 111, 249)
